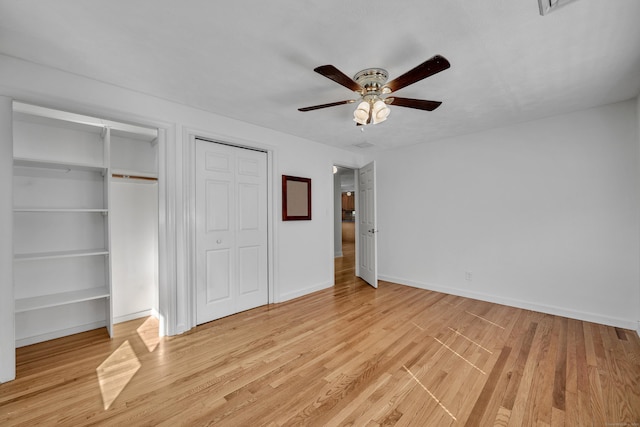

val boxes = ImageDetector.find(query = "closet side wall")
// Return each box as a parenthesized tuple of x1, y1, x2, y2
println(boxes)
(0, 97, 15, 382)
(111, 181, 158, 322)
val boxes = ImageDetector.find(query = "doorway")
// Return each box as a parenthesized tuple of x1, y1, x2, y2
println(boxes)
(333, 163, 378, 289)
(334, 166, 356, 249)
(333, 166, 356, 284)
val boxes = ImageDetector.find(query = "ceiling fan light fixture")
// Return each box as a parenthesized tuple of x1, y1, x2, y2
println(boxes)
(300, 55, 450, 125)
(372, 99, 390, 124)
(353, 101, 370, 125)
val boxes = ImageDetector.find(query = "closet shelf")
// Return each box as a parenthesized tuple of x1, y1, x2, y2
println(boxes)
(15, 287, 110, 313)
(14, 102, 158, 141)
(14, 249, 109, 262)
(14, 157, 106, 173)
(14, 208, 108, 213)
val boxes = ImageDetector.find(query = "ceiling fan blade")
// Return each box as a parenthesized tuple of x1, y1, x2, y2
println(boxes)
(314, 65, 362, 92)
(298, 99, 356, 112)
(387, 97, 442, 111)
(384, 55, 450, 93)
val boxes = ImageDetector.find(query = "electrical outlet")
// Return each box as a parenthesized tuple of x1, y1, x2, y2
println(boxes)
(465, 272, 472, 281)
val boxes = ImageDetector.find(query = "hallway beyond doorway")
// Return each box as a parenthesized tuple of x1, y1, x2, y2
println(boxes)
(334, 241, 369, 291)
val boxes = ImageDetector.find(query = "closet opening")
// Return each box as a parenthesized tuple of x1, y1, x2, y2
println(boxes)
(11, 101, 160, 351)
(110, 129, 159, 327)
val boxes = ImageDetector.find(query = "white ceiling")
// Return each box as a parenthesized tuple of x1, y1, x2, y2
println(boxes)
(1, 1, 639, 151)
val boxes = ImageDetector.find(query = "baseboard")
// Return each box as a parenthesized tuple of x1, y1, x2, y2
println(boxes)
(114, 309, 155, 324)
(379, 274, 638, 331)
(335, 251, 343, 258)
(278, 280, 333, 303)
(15, 321, 107, 348)
(0, 373, 14, 384)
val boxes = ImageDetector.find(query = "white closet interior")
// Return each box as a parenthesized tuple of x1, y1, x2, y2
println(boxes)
(12, 102, 159, 347)
(110, 127, 159, 324)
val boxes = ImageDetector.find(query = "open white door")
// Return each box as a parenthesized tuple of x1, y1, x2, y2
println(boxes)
(357, 161, 378, 288)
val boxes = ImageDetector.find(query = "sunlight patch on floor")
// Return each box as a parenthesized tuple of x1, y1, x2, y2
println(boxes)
(433, 337, 486, 375)
(448, 327, 493, 354)
(402, 365, 457, 421)
(137, 316, 160, 352)
(411, 321, 425, 331)
(96, 340, 141, 410)
(464, 311, 505, 329)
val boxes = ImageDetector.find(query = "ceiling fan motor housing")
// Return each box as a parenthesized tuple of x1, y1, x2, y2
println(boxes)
(354, 68, 389, 98)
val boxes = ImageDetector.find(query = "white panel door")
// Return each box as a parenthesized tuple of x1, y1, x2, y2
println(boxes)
(196, 140, 268, 324)
(358, 161, 378, 288)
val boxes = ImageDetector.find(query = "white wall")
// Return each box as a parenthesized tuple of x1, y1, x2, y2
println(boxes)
(377, 99, 640, 330)
(637, 94, 640, 336)
(0, 96, 15, 382)
(275, 142, 357, 301)
(111, 180, 159, 323)
(0, 54, 365, 381)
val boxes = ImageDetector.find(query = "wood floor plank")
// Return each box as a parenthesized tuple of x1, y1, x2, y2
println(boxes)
(1, 241, 639, 425)
(346, 367, 415, 426)
(552, 317, 568, 412)
(588, 364, 606, 426)
(495, 405, 511, 426)
(464, 346, 512, 427)
(502, 318, 538, 411)
(534, 315, 560, 426)
(507, 317, 550, 427)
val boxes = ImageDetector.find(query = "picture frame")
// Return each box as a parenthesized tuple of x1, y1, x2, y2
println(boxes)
(282, 175, 311, 221)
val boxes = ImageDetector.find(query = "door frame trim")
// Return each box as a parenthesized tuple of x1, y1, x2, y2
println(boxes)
(184, 129, 277, 332)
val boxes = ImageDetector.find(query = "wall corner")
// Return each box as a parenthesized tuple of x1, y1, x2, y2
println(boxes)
(0, 96, 15, 382)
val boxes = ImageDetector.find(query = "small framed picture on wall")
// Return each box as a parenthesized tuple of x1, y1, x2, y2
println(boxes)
(282, 175, 311, 221)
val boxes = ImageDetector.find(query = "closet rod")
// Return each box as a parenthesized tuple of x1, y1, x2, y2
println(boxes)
(112, 173, 158, 182)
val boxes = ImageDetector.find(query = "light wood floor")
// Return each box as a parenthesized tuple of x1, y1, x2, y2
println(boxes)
(1, 242, 639, 426)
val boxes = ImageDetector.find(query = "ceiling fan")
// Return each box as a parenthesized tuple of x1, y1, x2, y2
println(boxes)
(298, 55, 450, 126)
